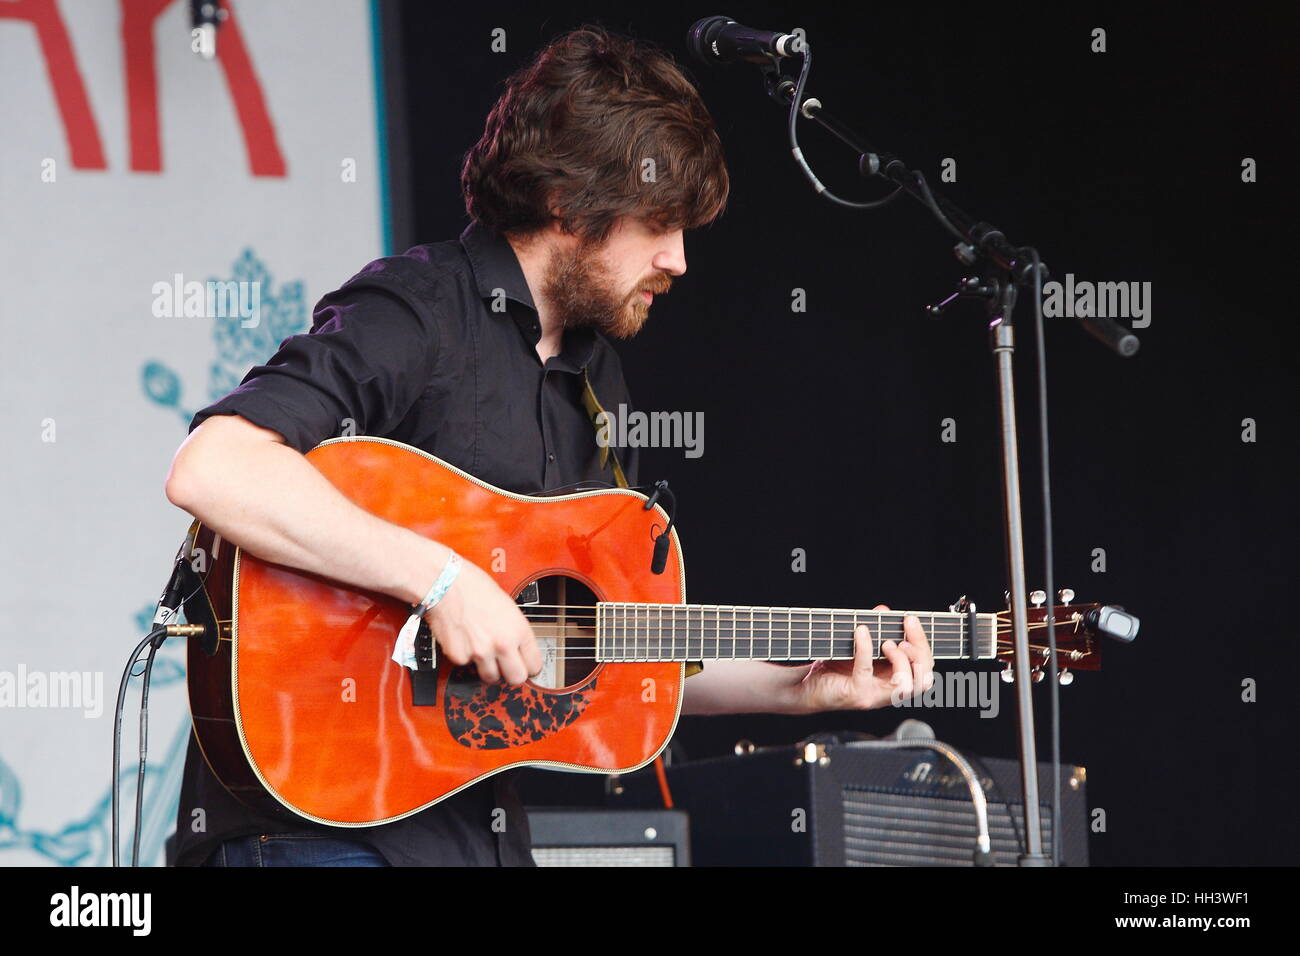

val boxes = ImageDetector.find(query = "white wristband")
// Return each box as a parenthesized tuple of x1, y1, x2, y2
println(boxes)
(391, 550, 462, 670)
(413, 550, 463, 615)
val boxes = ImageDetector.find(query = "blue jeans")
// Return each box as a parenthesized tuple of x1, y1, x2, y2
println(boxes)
(201, 833, 391, 867)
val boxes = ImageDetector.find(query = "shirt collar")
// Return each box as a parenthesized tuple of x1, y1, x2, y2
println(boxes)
(459, 219, 596, 372)
(459, 219, 536, 310)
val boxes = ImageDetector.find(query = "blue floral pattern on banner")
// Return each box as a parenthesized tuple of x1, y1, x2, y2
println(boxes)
(0, 250, 307, 866)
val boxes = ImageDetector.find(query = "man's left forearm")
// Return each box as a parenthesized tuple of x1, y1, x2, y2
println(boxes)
(679, 660, 812, 715)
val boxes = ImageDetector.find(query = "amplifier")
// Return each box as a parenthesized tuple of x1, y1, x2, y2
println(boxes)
(609, 742, 1089, 866)
(525, 808, 691, 867)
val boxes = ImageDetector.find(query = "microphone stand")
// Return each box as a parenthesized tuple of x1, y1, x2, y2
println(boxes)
(755, 61, 1138, 865)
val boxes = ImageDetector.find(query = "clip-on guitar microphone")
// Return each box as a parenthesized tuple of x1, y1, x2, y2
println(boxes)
(641, 479, 676, 575)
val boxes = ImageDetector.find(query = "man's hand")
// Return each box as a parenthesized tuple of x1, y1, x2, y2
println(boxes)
(791, 604, 934, 714)
(423, 557, 542, 685)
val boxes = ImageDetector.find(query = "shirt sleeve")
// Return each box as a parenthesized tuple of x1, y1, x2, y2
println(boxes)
(189, 282, 439, 454)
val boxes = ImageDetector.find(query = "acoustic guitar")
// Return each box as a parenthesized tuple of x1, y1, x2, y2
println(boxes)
(180, 436, 1128, 827)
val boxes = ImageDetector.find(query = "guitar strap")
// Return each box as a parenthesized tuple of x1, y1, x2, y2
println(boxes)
(583, 368, 689, 810)
(579, 367, 630, 489)
(581, 368, 702, 679)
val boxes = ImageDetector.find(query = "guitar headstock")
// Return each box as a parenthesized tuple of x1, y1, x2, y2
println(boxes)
(992, 589, 1139, 683)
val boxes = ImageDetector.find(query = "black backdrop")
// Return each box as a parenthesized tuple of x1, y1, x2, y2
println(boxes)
(390, 0, 1297, 865)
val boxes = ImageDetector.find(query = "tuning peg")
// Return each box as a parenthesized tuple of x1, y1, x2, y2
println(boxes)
(1058, 588, 1075, 603)
(1031, 668, 1044, 683)
(1004, 590, 1011, 609)
(1058, 669, 1074, 685)
(1000, 663, 1014, 684)
(1030, 590, 1046, 607)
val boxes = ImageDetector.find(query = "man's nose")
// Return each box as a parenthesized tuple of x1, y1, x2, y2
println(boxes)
(654, 230, 687, 277)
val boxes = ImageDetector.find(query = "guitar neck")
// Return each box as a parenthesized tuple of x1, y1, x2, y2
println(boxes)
(595, 603, 998, 663)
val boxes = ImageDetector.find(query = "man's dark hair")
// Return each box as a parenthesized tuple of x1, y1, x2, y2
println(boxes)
(460, 25, 729, 243)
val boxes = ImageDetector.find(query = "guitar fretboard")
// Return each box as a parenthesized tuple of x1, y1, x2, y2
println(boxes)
(595, 603, 997, 662)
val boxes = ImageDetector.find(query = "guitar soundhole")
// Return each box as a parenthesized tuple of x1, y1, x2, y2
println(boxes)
(518, 575, 600, 691)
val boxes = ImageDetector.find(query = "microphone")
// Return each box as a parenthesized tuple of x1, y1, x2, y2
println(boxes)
(887, 718, 936, 741)
(189, 0, 226, 60)
(686, 15, 799, 65)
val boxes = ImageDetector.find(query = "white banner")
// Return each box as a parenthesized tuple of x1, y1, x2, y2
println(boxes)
(0, 0, 389, 865)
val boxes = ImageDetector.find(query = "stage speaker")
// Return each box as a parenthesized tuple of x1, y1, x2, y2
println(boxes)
(609, 742, 1089, 866)
(525, 808, 691, 867)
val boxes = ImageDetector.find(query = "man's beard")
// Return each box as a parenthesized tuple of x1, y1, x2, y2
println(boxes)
(540, 238, 669, 340)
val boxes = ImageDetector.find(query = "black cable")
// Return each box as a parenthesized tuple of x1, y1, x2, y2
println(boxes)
(785, 44, 905, 211)
(1028, 247, 1062, 865)
(112, 540, 213, 866)
(111, 625, 166, 867)
(130, 637, 163, 867)
(909, 167, 968, 242)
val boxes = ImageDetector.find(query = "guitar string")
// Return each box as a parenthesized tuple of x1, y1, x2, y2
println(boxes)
(444, 611, 1069, 657)
(423, 604, 1081, 661)
(447, 644, 1068, 662)
(515, 603, 1077, 626)
(516, 604, 1068, 623)
(515, 613, 1068, 634)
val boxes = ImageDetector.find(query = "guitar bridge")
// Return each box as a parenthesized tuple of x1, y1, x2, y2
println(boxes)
(410, 620, 439, 706)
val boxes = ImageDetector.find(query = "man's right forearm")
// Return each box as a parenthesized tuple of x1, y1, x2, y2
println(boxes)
(164, 415, 446, 606)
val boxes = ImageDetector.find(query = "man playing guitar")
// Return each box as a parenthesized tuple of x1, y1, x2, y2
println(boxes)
(164, 25, 934, 867)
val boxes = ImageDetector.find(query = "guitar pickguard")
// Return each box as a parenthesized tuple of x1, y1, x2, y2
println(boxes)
(444, 665, 598, 750)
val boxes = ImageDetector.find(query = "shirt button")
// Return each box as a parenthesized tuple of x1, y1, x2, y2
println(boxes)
(547, 453, 555, 462)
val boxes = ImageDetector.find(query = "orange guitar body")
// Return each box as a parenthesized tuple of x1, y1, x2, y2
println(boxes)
(185, 437, 685, 827)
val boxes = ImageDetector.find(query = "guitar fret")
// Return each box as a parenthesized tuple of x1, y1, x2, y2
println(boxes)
(658, 603, 664, 663)
(596, 603, 1001, 664)
(664, 603, 671, 662)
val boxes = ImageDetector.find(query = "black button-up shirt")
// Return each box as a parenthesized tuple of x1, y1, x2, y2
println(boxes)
(172, 220, 640, 866)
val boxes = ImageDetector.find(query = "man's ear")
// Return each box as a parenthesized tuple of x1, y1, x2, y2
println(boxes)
(544, 190, 565, 225)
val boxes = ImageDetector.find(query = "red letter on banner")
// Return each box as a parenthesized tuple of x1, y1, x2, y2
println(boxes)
(121, 0, 286, 176)
(0, 0, 108, 170)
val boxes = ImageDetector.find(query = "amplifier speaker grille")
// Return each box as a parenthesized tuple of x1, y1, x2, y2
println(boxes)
(606, 743, 1088, 866)
(533, 845, 677, 867)
(525, 808, 690, 867)
(842, 787, 1053, 866)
